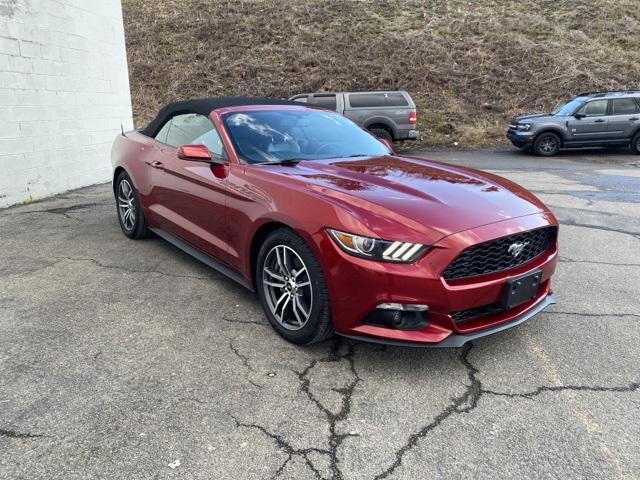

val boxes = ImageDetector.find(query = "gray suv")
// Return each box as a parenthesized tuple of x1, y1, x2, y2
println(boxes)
(508, 91, 640, 156)
(289, 91, 419, 142)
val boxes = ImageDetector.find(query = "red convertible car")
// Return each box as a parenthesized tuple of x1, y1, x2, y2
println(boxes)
(111, 97, 558, 347)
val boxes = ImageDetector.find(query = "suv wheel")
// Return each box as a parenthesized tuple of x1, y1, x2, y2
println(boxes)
(369, 127, 393, 143)
(631, 132, 640, 155)
(533, 132, 561, 156)
(256, 228, 334, 345)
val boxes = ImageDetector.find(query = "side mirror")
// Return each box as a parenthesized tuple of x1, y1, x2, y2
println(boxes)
(379, 138, 394, 153)
(573, 113, 586, 119)
(177, 144, 223, 164)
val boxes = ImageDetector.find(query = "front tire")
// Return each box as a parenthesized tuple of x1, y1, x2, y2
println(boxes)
(533, 132, 561, 156)
(256, 228, 333, 345)
(115, 171, 150, 239)
(631, 132, 640, 155)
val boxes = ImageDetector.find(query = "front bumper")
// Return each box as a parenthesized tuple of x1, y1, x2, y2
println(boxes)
(320, 213, 558, 347)
(506, 128, 535, 147)
(341, 294, 556, 348)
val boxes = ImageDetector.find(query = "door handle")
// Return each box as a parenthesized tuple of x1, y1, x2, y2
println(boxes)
(594, 119, 605, 123)
(630, 117, 639, 121)
(150, 161, 164, 169)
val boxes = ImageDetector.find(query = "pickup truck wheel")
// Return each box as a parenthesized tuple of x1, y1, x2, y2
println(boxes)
(631, 132, 640, 154)
(533, 132, 560, 156)
(369, 127, 393, 143)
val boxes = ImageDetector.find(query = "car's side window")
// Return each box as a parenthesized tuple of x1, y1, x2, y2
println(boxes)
(349, 93, 387, 108)
(577, 100, 608, 117)
(292, 95, 309, 103)
(192, 126, 225, 158)
(164, 113, 226, 158)
(155, 119, 172, 144)
(385, 93, 409, 107)
(610, 98, 640, 115)
(313, 94, 337, 111)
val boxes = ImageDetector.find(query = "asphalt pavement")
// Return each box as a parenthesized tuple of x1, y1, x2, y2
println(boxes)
(1, 147, 639, 479)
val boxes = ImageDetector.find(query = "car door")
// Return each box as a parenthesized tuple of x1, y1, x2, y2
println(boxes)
(148, 113, 231, 262)
(607, 97, 640, 140)
(566, 99, 610, 144)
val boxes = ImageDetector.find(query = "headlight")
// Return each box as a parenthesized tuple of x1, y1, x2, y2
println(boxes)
(327, 228, 428, 263)
(517, 123, 532, 131)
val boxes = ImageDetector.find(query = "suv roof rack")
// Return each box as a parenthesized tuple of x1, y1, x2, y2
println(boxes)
(576, 90, 640, 97)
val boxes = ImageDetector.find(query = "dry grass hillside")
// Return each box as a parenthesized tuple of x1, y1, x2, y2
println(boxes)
(122, 0, 640, 148)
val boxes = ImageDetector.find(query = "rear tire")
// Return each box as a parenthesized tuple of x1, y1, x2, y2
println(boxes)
(631, 132, 640, 154)
(369, 127, 393, 143)
(533, 132, 561, 156)
(256, 228, 334, 345)
(115, 171, 150, 239)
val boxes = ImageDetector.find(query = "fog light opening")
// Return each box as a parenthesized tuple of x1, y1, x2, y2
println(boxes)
(363, 304, 430, 331)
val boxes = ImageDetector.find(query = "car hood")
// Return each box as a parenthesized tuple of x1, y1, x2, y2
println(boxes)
(278, 155, 550, 243)
(512, 113, 555, 123)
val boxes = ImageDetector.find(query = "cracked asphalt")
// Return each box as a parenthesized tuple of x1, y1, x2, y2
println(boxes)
(1, 148, 639, 479)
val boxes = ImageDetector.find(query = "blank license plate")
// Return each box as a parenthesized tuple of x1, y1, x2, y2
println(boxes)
(501, 270, 541, 310)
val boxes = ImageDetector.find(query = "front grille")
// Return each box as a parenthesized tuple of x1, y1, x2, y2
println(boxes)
(443, 226, 556, 281)
(451, 302, 504, 324)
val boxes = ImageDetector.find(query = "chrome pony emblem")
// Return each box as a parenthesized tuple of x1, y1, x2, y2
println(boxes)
(508, 241, 529, 258)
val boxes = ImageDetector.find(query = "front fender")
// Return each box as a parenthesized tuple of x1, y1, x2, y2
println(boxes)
(228, 165, 378, 286)
(532, 124, 570, 142)
(242, 192, 373, 285)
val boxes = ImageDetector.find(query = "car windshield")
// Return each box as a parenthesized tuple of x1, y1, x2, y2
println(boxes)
(551, 98, 586, 116)
(222, 109, 390, 164)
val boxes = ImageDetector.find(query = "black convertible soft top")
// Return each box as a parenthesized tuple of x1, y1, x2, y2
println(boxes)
(139, 97, 302, 138)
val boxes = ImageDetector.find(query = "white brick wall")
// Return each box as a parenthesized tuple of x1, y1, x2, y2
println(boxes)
(0, 0, 133, 207)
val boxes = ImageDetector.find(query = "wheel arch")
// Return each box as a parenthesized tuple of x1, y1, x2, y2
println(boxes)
(112, 166, 127, 194)
(247, 216, 335, 291)
(533, 128, 567, 145)
(249, 221, 292, 288)
(363, 118, 397, 138)
(631, 127, 640, 153)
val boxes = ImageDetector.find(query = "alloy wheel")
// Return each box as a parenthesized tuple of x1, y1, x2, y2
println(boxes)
(540, 136, 557, 154)
(262, 245, 313, 330)
(117, 179, 136, 231)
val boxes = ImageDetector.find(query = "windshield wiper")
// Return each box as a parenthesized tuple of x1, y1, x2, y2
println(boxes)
(260, 158, 304, 166)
